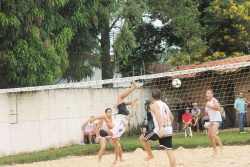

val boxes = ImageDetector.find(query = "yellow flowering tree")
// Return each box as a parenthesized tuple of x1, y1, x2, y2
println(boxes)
(203, 0, 250, 61)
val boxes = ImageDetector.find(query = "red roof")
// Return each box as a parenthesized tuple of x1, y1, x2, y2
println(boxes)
(171, 55, 250, 71)
(147, 63, 170, 73)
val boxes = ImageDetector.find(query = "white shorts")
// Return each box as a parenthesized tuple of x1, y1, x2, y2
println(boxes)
(110, 119, 127, 138)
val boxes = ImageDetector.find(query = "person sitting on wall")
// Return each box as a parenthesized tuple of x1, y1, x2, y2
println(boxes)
(220, 104, 226, 130)
(182, 107, 193, 137)
(191, 103, 201, 132)
(145, 98, 154, 131)
(82, 116, 96, 144)
(176, 98, 185, 132)
(201, 110, 210, 131)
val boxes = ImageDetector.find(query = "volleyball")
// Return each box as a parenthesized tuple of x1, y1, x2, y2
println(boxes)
(172, 78, 181, 88)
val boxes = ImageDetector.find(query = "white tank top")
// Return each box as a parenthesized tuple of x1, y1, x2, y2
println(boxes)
(206, 98, 222, 122)
(85, 122, 95, 132)
(151, 100, 172, 133)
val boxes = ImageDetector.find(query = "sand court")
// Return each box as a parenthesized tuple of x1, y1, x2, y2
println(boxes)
(3, 145, 250, 167)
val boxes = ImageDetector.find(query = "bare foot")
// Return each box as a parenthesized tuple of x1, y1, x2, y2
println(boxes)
(212, 151, 219, 156)
(112, 160, 117, 167)
(220, 146, 223, 154)
(120, 158, 124, 162)
(144, 155, 154, 161)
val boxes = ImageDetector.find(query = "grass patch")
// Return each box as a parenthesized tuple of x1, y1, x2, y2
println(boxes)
(0, 129, 249, 166)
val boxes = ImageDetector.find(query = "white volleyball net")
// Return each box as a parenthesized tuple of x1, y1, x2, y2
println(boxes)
(1, 58, 250, 128)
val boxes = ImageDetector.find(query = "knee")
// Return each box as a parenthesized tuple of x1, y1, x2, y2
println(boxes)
(139, 135, 144, 142)
(210, 133, 216, 138)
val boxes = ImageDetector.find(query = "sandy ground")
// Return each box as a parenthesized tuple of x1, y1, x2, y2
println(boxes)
(3, 145, 250, 167)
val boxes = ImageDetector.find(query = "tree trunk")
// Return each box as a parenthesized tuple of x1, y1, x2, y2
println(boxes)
(100, 14, 113, 80)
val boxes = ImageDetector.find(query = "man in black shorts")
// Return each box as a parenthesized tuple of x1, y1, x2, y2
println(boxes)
(91, 80, 139, 166)
(139, 89, 176, 167)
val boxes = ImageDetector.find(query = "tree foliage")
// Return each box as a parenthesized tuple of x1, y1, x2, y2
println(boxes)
(98, 0, 146, 79)
(115, 0, 206, 76)
(0, 0, 249, 86)
(202, 0, 250, 61)
(115, 0, 250, 77)
(0, 0, 98, 88)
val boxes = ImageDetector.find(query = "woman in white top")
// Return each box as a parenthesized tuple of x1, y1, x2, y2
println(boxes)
(205, 89, 223, 155)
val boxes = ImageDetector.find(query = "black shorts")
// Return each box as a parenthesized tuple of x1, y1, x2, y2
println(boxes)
(117, 102, 129, 116)
(143, 130, 173, 150)
(100, 130, 109, 137)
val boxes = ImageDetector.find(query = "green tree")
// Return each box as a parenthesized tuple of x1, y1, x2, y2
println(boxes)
(203, 0, 250, 61)
(0, 0, 97, 88)
(60, 0, 100, 82)
(115, 0, 206, 76)
(97, 0, 146, 79)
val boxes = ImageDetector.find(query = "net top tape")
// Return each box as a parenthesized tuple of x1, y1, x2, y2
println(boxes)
(0, 62, 249, 94)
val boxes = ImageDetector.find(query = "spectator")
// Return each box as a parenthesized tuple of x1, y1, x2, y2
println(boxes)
(191, 103, 201, 132)
(246, 97, 249, 126)
(145, 98, 154, 130)
(201, 110, 210, 130)
(176, 98, 185, 132)
(182, 107, 193, 130)
(82, 116, 96, 144)
(234, 92, 249, 134)
(185, 97, 193, 110)
(220, 105, 226, 130)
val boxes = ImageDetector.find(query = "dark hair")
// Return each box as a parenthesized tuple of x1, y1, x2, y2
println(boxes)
(105, 108, 112, 113)
(152, 89, 161, 100)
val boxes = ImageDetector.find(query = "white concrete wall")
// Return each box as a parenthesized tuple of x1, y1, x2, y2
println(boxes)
(0, 88, 150, 156)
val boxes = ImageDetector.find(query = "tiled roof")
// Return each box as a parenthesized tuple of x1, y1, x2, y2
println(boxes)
(171, 55, 250, 71)
(147, 63, 170, 73)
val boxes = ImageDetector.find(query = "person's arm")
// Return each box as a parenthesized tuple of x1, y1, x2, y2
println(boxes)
(188, 115, 192, 124)
(197, 109, 201, 116)
(125, 98, 138, 106)
(234, 100, 239, 112)
(182, 115, 185, 124)
(168, 110, 174, 123)
(150, 102, 163, 136)
(207, 98, 220, 111)
(90, 115, 107, 122)
(244, 98, 249, 112)
(91, 116, 113, 129)
(81, 119, 90, 132)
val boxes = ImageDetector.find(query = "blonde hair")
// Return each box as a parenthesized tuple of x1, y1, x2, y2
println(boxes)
(206, 89, 214, 94)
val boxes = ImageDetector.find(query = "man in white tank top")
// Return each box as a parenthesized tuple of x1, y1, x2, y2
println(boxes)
(139, 89, 176, 167)
(206, 89, 223, 155)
